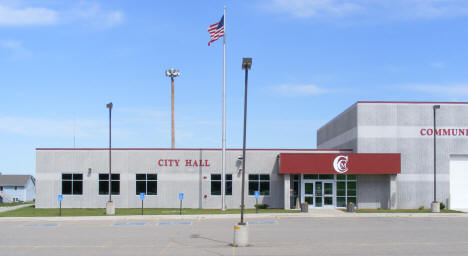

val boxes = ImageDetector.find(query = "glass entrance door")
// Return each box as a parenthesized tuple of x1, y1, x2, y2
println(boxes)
(323, 182, 334, 207)
(314, 181, 334, 207)
(315, 181, 322, 207)
(301, 178, 335, 208)
(304, 182, 314, 206)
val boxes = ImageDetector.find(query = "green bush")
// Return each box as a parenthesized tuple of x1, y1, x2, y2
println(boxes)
(440, 202, 446, 210)
(418, 206, 424, 210)
(255, 204, 269, 209)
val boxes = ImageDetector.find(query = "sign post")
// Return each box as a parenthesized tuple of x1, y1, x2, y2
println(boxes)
(254, 191, 259, 213)
(179, 193, 184, 215)
(140, 193, 145, 215)
(58, 194, 62, 216)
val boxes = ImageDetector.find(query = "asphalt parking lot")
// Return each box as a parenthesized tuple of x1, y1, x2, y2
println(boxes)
(1, 215, 468, 255)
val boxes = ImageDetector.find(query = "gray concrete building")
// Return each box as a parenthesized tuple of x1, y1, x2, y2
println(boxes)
(318, 101, 468, 210)
(36, 148, 351, 209)
(35, 101, 468, 210)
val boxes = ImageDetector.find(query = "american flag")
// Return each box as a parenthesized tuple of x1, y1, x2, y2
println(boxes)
(208, 15, 224, 46)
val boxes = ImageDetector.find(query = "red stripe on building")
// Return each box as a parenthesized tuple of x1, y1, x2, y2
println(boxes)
(279, 153, 401, 174)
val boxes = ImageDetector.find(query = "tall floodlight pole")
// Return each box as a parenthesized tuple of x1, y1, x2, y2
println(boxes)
(165, 69, 181, 149)
(106, 102, 113, 203)
(432, 105, 440, 211)
(240, 58, 252, 225)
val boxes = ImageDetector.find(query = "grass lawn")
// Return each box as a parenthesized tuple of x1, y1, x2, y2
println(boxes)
(356, 209, 463, 213)
(0, 206, 300, 217)
(0, 201, 33, 207)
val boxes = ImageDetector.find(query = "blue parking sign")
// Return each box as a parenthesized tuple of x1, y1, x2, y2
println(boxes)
(58, 194, 62, 202)
(254, 191, 260, 199)
(179, 193, 184, 200)
(140, 193, 145, 200)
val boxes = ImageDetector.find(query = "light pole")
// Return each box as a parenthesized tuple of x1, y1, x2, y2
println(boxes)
(165, 69, 181, 149)
(233, 58, 252, 248)
(432, 105, 440, 212)
(105, 102, 115, 215)
(240, 57, 251, 226)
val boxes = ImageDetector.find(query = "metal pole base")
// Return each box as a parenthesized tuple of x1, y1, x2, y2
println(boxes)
(106, 201, 115, 215)
(233, 224, 249, 247)
(431, 202, 440, 213)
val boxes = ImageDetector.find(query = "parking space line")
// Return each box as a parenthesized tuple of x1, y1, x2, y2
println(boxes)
(24, 223, 59, 227)
(157, 221, 192, 226)
(158, 241, 172, 256)
(247, 220, 277, 225)
(112, 222, 147, 226)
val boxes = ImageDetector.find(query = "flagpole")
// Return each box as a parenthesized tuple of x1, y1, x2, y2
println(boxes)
(221, 6, 227, 211)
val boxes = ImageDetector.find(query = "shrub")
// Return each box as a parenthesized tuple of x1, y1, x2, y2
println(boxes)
(255, 204, 269, 209)
(440, 202, 446, 210)
(418, 206, 424, 210)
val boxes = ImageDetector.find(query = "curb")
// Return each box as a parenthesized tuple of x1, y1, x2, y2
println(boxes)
(0, 211, 467, 222)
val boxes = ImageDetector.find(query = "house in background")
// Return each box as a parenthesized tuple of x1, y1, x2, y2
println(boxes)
(0, 174, 35, 203)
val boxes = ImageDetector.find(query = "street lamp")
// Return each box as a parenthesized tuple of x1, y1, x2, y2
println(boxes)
(233, 58, 252, 247)
(240, 58, 251, 225)
(105, 102, 115, 215)
(432, 105, 440, 212)
(165, 69, 181, 149)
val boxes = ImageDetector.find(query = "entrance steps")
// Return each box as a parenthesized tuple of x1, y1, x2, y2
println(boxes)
(305, 208, 347, 217)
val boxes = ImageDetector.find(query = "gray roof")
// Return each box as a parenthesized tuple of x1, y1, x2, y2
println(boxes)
(0, 175, 33, 186)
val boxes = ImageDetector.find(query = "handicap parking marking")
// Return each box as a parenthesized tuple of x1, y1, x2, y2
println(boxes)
(157, 221, 192, 226)
(112, 222, 148, 226)
(247, 220, 277, 225)
(24, 223, 59, 227)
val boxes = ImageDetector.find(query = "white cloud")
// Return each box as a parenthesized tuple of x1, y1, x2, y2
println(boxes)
(0, 116, 124, 138)
(0, 40, 30, 59)
(269, 0, 362, 18)
(429, 61, 446, 69)
(404, 84, 468, 96)
(1, 40, 22, 50)
(0, 2, 123, 28)
(266, 0, 468, 20)
(273, 84, 328, 96)
(68, 2, 124, 28)
(0, 4, 58, 26)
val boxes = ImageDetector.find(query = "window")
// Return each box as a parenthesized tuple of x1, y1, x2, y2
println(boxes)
(62, 173, 83, 195)
(226, 174, 232, 195)
(0, 186, 3, 191)
(99, 174, 120, 195)
(248, 174, 270, 196)
(136, 174, 157, 195)
(336, 175, 357, 207)
(210, 174, 232, 196)
(14, 186, 17, 190)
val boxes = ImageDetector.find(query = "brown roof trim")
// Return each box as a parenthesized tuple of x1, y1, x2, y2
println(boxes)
(357, 101, 468, 104)
(36, 148, 353, 152)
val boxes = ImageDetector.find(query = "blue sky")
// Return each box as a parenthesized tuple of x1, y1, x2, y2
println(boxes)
(1, 0, 468, 175)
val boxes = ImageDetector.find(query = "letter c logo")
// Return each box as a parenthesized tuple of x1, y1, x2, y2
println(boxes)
(333, 155, 349, 174)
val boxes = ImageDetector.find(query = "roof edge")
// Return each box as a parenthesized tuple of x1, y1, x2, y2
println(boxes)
(36, 148, 353, 151)
(357, 101, 468, 104)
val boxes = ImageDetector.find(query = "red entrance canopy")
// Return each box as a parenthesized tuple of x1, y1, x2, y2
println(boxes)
(279, 153, 400, 175)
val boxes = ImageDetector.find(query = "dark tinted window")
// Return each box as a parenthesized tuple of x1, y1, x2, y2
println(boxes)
(136, 173, 157, 195)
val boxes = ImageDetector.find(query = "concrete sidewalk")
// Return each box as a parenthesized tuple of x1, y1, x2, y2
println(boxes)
(0, 208, 467, 222)
(0, 203, 33, 213)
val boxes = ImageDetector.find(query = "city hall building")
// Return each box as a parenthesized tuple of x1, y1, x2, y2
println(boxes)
(35, 102, 468, 210)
